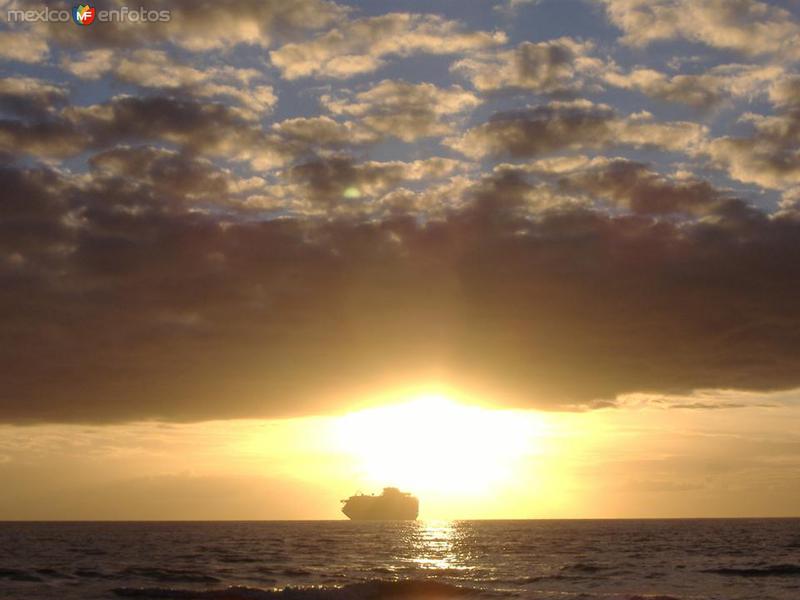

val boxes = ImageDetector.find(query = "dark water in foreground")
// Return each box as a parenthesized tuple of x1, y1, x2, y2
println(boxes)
(1, 519, 799, 600)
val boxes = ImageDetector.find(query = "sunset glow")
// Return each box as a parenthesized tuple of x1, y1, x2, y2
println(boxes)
(334, 393, 540, 496)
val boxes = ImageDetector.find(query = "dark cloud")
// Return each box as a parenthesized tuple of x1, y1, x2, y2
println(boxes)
(0, 77, 69, 119)
(1, 159, 799, 423)
(1, 94, 275, 165)
(87, 145, 252, 202)
(3, 95, 376, 169)
(0, 118, 84, 159)
(448, 100, 705, 159)
(73, 96, 270, 157)
(551, 157, 747, 217)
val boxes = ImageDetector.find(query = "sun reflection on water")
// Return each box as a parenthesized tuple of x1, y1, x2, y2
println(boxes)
(406, 520, 471, 572)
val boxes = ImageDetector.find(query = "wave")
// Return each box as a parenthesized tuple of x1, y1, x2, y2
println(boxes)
(700, 563, 800, 577)
(111, 579, 691, 600)
(112, 579, 481, 599)
(0, 567, 43, 582)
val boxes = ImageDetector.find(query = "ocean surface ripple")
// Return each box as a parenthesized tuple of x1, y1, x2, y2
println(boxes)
(1, 519, 799, 600)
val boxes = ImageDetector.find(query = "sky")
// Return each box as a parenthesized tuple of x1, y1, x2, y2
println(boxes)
(1, 0, 800, 520)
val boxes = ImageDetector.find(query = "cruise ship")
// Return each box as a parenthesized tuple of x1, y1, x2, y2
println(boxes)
(341, 487, 419, 520)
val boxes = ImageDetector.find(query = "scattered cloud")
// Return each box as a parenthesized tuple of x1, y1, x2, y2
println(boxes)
(598, 0, 800, 59)
(63, 50, 277, 117)
(452, 37, 602, 94)
(706, 107, 800, 190)
(40, 0, 345, 52)
(61, 49, 116, 80)
(270, 13, 507, 79)
(321, 80, 481, 142)
(285, 155, 464, 210)
(604, 64, 783, 109)
(0, 29, 49, 63)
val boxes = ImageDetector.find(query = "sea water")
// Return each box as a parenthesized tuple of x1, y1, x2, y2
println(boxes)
(1, 519, 799, 599)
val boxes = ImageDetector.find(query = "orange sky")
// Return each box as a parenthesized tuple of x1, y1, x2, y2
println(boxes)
(2, 389, 799, 520)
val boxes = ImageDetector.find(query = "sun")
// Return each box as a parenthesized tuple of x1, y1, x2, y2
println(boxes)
(332, 391, 539, 498)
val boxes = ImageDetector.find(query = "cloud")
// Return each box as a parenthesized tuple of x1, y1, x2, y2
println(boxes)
(34, 0, 344, 52)
(285, 155, 463, 209)
(374, 175, 474, 218)
(459, 155, 754, 220)
(321, 80, 481, 142)
(616, 388, 798, 410)
(540, 156, 748, 217)
(769, 75, 800, 110)
(447, 100, 706, 159)
(66, 95, 283, 168)
(451, 38, 602, 93)
(114, 50, 209, 88)
(780, 188, 800, 214)
(270, 116, 380, 155)
(60, 49, 116, 80)
(705, 104, 800, 190)
(604, 64, 782, 109)
(1, 92, 392, 172)
(0, 166, 74, 268)
(2, 0, 799, 425)
(598, 0, 800, 58)
(0, 78, 79, 159)
(87, 145, 265, 203)
(270, 13, 507, 79)
(0, 29, 49, 63)
(0, 77, 68, 119)
(241, 155, 466, 217)
(494, 0, 542, 15)
(2, 154, 800, 422)
(63, 50, 277, 117)
(154, 0, 344, 51)
(0, 118, 84, 159)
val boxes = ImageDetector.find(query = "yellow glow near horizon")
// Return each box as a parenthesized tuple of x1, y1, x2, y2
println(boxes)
(8, 395, 793, 520)
(333, 392, 542, 498)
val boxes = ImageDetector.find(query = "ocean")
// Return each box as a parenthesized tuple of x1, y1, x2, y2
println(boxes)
(1, 519, 799, 600)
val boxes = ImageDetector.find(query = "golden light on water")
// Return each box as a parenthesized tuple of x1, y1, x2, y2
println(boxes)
(333, 392, 543, 498)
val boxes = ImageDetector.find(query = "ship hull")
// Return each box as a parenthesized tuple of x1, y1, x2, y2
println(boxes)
(341, 494, 418, 520)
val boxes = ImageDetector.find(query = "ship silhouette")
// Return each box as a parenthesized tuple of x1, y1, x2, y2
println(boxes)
(341, 487, 419, 520)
